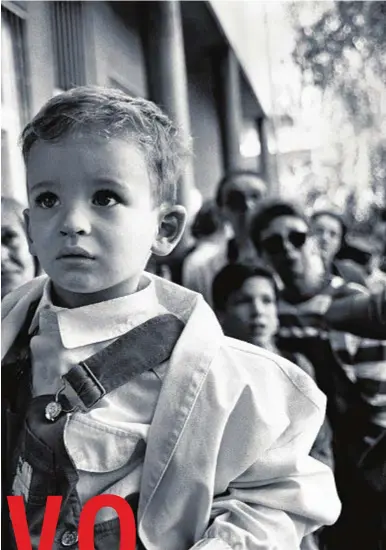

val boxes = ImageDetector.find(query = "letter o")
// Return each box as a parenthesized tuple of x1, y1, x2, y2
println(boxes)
(78, 495, 136, 550)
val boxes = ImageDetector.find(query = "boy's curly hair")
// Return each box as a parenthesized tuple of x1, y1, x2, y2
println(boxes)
(21, 86, 192, 205)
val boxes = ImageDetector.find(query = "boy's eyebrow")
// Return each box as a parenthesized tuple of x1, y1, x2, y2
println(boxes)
(92, 176, 139, 189)
(92, 177, 134, 191)
(28, 180, 56, 192)
(92, 177, 128, 186)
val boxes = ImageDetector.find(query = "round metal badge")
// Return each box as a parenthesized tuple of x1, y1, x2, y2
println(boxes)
(45, 400, 63, 422)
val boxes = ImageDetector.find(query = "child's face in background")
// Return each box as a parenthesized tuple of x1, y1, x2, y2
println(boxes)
(25, 133, 163, 307)
(222, 276, 279, 349)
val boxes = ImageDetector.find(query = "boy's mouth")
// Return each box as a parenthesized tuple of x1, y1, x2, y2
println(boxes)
(57, 246, 95, 259)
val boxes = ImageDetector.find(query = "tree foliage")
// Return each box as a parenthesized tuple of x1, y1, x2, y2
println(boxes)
(292, 1, 385, 127)
(290, 1, 386, 223)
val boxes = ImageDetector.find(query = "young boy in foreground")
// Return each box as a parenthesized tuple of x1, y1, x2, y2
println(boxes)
(2, 86, 340, 549)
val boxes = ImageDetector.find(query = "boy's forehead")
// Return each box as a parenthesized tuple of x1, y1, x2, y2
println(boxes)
(26, 133, 150, 184)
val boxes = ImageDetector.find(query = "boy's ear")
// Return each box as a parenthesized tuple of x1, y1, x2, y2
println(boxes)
(23, 209, 37, 256)
(151, 205, 187, 257)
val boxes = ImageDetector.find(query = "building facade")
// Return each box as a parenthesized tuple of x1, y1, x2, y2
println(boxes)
(1, 0, 274, 212)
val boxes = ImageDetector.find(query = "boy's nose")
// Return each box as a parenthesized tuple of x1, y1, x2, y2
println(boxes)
(59, 208, 91, 236)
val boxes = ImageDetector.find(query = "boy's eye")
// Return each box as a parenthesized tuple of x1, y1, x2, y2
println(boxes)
(92, 190, 121, 207)
(35, 192, 59, 209)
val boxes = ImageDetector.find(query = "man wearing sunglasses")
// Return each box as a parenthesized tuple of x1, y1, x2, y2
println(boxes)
(250, 199, 386, 550)
(183, 170, 267, 305)
(250, 201, 327, 303)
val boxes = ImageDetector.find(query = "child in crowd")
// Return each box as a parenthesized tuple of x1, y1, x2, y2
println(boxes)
(212, 262, 335, 550)
(212, 263, 334, 467)
(2, 86, 340, 550)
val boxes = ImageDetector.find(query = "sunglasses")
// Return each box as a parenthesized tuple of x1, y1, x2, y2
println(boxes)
(260, 230, 308, 255)
(224, 190, 263, 213)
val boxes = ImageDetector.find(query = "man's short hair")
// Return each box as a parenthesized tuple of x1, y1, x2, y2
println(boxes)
(212, 262, 278, 312)
(190, 200, 223, 240)
(250, 198, 308, 252)
(21, 86, 192, 206)
(215, 170, 267, 208)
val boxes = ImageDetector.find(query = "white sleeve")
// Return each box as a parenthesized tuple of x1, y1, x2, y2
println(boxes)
(190, 368, 341, 549)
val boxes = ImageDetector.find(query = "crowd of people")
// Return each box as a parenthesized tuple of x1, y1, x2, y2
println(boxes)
(178, 172, 386, 550)
(1, 86, 385, 550)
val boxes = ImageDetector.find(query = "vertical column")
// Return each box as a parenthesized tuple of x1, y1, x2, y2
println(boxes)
(257, 116, 279, 195)
(144, 1, 195, 213)
(220, 47, 243, 171)
(256, 116, 269, 180)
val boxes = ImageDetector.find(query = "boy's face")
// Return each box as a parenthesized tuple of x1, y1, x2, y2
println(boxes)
(25, 133, 185, 307)
(222, 276, 278, 348)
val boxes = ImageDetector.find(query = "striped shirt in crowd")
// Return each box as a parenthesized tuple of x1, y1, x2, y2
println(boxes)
(277, 276, 386, 429)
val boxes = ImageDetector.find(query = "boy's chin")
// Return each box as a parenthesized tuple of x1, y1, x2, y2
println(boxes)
(50, 274, 143, 307)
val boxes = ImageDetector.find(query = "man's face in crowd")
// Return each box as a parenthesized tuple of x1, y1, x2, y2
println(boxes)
(259, 215, 310, 288)
(2, 207, 36, 298)
(222, 276, 278, 348)
(221, 175, 267, 237)
(312, 214, 342, 266)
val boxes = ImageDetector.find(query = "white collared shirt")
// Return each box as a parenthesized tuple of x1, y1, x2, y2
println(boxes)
(28, 274, 173, 519)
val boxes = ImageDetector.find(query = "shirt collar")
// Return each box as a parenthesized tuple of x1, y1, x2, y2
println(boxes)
(29, 274, 165, 349)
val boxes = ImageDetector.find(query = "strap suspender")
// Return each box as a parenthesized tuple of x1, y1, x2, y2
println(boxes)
(2, 302, 184, 422)
(49, 314, 184, 419)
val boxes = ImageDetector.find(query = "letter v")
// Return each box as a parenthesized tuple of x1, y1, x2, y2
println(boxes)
(8, 496, 62, 550)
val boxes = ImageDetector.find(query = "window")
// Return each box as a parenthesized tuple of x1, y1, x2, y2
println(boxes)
(51, 1, 86, 91)
(1, 5, 29, 204)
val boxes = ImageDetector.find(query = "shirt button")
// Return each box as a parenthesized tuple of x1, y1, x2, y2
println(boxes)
(61, 530, 78, 547)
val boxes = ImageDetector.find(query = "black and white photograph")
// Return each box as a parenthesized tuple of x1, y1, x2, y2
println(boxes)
(1, 1, 385, 549)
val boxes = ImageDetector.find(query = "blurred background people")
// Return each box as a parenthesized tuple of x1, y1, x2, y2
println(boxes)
(215, 170, 267, 264)
(375, 219, 386, 274)
(345, 235, 386, 292)
(145, 254, 173, 281)
(251, 200, 328, 304)
(182, 199, 226, 302)
(212, 263, 279, 351)
(1, 196, 38, 299)
(310, 209, 367, 287)
(212, 262, 334, 550)
(250, 198, 386, 550)
(326, 287, 386, 339)
(183, 170, 267, 305)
